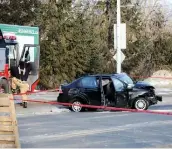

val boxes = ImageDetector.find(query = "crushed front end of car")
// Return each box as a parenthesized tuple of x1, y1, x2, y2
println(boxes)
(145, 88, 162, 105)
(155, 95, 162, 102)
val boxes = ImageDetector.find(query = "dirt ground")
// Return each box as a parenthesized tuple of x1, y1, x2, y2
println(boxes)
(144, 70, 172, 88)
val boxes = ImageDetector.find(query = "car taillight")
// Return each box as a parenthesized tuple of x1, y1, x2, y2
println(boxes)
(58, 86, 63, 93)
(59, 89, 63, 93)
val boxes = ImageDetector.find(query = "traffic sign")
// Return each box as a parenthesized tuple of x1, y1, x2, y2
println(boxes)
(113, 51, 125, 63)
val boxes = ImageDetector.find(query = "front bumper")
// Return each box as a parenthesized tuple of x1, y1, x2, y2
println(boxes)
(156, 95, 162, 102)
(147, 95, 162, 104)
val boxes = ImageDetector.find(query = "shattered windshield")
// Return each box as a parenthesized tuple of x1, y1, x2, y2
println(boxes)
(115, 73, 134, 84)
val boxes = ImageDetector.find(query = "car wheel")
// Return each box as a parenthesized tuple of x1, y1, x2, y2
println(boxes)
(134, 98, 149, 110)
(70, 99, 84, 112)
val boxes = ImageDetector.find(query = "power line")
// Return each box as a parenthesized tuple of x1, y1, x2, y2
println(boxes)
(121, 4, 172, 8)
(141, 5, 172, 8)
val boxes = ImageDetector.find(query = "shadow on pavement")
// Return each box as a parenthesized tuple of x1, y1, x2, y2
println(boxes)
(149, 104, 172, 110)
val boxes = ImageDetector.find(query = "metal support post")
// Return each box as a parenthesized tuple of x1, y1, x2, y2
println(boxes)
(116, 0, 121, 73)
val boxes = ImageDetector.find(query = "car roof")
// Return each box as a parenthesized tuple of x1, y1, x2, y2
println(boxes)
(62, 73, 129, 86)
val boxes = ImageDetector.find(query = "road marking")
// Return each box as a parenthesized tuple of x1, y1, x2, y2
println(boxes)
(86, 113, 130, 119)
(150, 110, 172, 112)
(156, 91, 172, 94)
(20, 120, 172, 142)
(157, 92, 171, 95)
(18, 113, 130, 127)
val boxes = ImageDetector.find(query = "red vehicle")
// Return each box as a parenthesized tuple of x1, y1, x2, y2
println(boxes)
(0, 29, 40, 93)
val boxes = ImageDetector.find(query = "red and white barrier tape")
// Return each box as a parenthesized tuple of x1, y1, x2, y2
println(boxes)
(13, 88, 60, 96)
(132, 75, 172, 80)
(11, 97, 172, 116)
(11, 74, 172, 96)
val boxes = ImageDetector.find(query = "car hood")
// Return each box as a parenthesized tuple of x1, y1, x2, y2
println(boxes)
(134, 81, 155, 89)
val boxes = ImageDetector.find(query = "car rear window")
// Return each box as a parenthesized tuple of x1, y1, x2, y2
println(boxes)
(78, 76, 98, 88)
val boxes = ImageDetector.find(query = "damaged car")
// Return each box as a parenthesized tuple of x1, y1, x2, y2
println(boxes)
(57, 73, 162, 112)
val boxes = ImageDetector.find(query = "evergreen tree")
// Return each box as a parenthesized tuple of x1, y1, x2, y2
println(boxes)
(36, 0, 74, 88)
(0, 0, 41, 25)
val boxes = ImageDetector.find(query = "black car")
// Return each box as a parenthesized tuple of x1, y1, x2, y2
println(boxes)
(57, 73, 162, 112)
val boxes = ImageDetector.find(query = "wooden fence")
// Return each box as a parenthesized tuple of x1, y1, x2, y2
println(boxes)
(0, 93, 20, 148)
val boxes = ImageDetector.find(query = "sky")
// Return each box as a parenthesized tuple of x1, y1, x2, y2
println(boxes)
(74, 0, 172, 22)
(159, 0, 172, 22)
(142, 0, 172, 22)
(163, 0, 172, 5)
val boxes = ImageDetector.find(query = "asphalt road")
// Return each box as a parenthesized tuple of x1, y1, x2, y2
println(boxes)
(18, 111, 172, 148)
(15, 88, 172, 148)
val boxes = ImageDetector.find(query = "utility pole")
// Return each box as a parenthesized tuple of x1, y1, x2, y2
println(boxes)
(116, 0, 121, 73)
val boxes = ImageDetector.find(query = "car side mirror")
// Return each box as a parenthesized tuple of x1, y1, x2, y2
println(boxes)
(127, 84, 134, 90)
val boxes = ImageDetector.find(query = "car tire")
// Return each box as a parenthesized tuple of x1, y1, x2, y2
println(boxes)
(134, 98, 149, 110)
(69, 99, 85, 112)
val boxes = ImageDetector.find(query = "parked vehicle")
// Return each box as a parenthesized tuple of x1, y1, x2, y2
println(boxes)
(57, 73, 162, 112)
(0, 24, 40, 93)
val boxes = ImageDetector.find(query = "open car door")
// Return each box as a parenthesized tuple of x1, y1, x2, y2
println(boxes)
(18, 44, 40, 92)
(99, 75, 107, 106)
